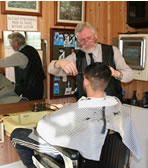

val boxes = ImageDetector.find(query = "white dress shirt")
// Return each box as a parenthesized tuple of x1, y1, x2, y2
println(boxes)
(48, 44, 133, 83)
(0, 45, 28, 69)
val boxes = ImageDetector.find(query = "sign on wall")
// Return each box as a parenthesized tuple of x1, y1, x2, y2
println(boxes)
(7, 15, 37, 31)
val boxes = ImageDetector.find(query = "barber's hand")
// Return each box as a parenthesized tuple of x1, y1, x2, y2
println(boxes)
(109, 66, 122, 79)
(55, 59, 78, 76)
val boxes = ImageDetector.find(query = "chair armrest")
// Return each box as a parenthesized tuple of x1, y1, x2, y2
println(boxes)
(55, 146, 80, 160)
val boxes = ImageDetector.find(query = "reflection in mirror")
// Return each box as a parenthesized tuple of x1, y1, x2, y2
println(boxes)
(0, 31, 47, 104)
(0, 72, 29, 104)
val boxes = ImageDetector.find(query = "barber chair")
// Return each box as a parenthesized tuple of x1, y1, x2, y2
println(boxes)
(33, 131, 130, 168)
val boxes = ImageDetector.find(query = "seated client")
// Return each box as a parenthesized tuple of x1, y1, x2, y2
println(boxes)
(10, 62, 141, 168)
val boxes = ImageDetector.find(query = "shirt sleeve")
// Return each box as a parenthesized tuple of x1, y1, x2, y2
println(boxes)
(113, 46, 133, 83)
(0, 52, 28, 69)
(48, 52, 76, 76)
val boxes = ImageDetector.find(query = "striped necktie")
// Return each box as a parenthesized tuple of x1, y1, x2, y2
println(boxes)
(88, 53, 94, 64)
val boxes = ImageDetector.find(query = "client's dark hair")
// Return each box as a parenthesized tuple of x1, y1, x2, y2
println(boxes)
(84, 62, 111, 90)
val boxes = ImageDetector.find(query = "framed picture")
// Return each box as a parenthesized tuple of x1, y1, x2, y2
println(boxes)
(54, 1, 85, 26)
(1, 1, 42, 16)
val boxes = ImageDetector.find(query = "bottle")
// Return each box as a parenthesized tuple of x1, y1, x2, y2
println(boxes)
(130, 90, 138, 106)
(142, 92, 148, 108)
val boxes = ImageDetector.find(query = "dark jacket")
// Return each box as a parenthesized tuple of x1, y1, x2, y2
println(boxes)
(14, 45, 45, 100)
(75, 44, 123, 102)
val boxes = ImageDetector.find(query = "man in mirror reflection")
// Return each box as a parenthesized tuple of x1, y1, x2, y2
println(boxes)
(48, 22, 133, 102)
(0, 32, 45, 101)
(0, 71, 27, 104)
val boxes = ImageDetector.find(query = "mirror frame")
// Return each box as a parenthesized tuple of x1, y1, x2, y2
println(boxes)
(0, 99, 43, 115)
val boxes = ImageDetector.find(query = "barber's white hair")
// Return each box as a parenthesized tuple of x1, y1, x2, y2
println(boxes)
(8, 32, 26, 46)
(75, 22, 96, 38)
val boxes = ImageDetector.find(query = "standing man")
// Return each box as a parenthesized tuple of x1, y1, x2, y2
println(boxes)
(48, 22, 133, 102)
(0, 32, 45, 100)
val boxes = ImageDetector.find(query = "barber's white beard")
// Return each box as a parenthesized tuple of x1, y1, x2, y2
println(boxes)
(80, 43, 97, 53)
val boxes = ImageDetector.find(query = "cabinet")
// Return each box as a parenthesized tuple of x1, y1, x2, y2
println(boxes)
(127, 1, 148, 28)
(123, 104, 148, 168)
(49, 28, 78, 99)
(0, 135, 20, 165)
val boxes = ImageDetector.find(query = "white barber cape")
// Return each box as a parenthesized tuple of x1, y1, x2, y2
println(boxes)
(37, 96, 142, 161)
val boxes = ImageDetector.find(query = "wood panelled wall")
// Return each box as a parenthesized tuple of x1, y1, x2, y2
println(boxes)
(0, 1, 148, 102)
(0, 1, 148, 166)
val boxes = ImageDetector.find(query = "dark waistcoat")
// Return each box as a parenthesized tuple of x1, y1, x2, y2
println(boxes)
(15, 45, 45, 96)
(75, 44, 123, 102)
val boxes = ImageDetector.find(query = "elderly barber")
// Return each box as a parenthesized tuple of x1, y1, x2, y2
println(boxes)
(0, 32, 45, 100)
(48, 22, 133, 102)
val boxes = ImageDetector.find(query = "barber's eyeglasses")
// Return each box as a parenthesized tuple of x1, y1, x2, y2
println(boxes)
(78, 35, 94, 43)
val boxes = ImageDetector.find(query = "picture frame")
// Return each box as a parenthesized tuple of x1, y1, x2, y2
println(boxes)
(54, 1, 85, 26)
(1, 1, 42, 16)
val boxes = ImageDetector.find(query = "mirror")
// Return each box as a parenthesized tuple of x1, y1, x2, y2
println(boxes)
(0, 31, 47, 104)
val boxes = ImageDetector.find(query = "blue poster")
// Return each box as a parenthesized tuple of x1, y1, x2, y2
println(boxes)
(54, 32, 64, 46)
(53, 81, 60, 94)
(68, 34, 75, 47)
(64, 33, 69, 47)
